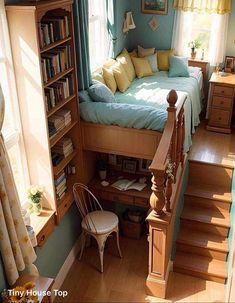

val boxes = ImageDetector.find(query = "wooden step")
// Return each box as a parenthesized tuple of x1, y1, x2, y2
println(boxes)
(181, 205, 230, 237)
(185, 188, 231, 211)
(185, 184, 232, 203)
(188, 160, 233, 191)
(174, 252, 227, 283)
(176, 229, 229, 261)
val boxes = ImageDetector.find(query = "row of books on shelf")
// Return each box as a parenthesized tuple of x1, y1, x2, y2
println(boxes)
(41, 45, 72, 83)
(45, 74, 74, 111)
(51, 137, 74, 167)
(39, 15, 70, 49)
(54, 164, 76, 200)
(48, 109, 72, 138)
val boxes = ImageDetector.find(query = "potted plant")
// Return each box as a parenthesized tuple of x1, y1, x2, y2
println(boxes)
(27, 185, 44, 216)
(96, 159, 108, 180)
(188, 39, 201, 60)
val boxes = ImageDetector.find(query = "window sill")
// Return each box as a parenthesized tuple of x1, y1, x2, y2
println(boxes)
(30, 208, 56, 247)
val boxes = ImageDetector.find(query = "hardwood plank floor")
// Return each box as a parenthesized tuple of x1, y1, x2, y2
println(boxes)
(189, 120, 235, 167)
(56, 236, 225, 302)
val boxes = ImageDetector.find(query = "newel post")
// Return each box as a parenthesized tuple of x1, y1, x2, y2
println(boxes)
(149, 90, 177, 217)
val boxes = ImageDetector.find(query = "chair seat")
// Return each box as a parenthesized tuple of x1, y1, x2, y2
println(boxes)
(82, 210, 118, 234)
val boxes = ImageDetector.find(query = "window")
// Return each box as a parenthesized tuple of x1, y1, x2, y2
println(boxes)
(172, 10, 229, 66)
(0, 3, 29, 202)
(88, 0, 109, 71)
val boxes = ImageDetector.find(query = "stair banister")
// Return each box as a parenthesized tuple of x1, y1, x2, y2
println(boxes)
(146, 89, 186, 299)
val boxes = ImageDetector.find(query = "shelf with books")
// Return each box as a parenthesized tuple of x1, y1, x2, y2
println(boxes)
(40, 36, 72, 54)
(44, 67, 74, 88)
(6, 0, 82, 229)
(53, 149, 78, 176)
(47, 94, 76, 117)
(49, 120, 78, 147)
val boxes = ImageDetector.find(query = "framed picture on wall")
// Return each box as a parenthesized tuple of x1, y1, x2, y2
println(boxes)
(224, 56, 235, 73)
(141, 0, 168, 15)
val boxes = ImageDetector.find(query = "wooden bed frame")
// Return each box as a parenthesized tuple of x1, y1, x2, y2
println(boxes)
(81, 89, 186, 298)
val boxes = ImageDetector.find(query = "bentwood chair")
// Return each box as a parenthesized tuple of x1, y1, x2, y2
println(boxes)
(73, 183, 122, 272)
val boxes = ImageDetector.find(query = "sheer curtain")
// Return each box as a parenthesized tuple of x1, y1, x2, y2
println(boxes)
(171, 10, 229, 66)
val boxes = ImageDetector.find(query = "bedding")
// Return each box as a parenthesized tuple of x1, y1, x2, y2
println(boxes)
(80, 68, 202, 152)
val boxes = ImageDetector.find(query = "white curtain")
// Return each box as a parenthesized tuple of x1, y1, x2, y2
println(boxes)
(171, 10, 229, 66)
(0, 0, 38, 285)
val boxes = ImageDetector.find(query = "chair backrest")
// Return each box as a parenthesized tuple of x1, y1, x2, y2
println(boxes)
(73, 183, 103, 231)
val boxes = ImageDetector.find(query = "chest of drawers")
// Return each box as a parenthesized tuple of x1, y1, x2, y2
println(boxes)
(207, 73, 235, 133)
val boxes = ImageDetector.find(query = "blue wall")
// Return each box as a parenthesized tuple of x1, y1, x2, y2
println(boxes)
(128, 0, 175, 50)
(0, 205, 81, 296)
(226, 0, 235, 56)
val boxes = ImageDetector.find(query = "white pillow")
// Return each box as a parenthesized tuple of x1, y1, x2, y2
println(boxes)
(147, 54, 159, 72)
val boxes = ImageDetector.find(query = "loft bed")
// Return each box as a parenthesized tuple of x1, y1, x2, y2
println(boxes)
(80, 68, 202, 160)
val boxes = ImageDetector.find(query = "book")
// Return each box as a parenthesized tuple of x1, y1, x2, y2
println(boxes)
(111, 179, 147, 192)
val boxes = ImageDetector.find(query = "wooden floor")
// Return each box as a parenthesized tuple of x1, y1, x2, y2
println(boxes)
(56, 236, 225, 303)
(56, 123, 229, 303)
(189, 120, 235, 167)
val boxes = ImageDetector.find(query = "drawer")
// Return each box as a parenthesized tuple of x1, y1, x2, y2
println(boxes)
(212, 95, 233, 110)
(37, 215, 55, 247)
(57, 194, 73, 222)
(134, 197, 149, 207)
(93, 189, 109, 201)
(209, 108, 230, 127)
(213, 85, 234, 97)
(108, 192, 134, 205)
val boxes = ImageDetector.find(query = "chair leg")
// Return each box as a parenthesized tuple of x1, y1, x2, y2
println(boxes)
(79, 230, 86, 261)
(95, 234, 108, 273)
(115, 227, 122, 258)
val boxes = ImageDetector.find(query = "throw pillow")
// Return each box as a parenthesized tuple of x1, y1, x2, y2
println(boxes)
(168, 56, 190, 77)
(138, 45, 155, 58)
(129, 49, 138, 58)
(131, 57, 153, 79)
(92, 72, 106, 85)
(147, 54, 159, 72)
(88, 80, 115, 103)
(112, 62, 131, 92)
(116, 48, 136, 82)
(102, 67, 117, 93)
(157, 49, 175, 71)
(79, 90, 93, 103)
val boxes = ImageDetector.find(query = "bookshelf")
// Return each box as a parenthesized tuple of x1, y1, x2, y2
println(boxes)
(6, 0, 83, 226)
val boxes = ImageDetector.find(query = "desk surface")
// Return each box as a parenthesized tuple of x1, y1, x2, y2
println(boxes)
(210, 72, 235, 86)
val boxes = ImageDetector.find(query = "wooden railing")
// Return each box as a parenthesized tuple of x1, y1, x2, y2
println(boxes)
(149, 89, 185, 217)
(146, 89, 186, 299)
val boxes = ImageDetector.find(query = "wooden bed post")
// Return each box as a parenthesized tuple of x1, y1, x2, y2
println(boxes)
(146, 90, 186, 299)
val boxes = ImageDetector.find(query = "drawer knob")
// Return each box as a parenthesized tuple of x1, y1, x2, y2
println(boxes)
(221, 90, 225, 94)
(220, 101, 224, 104)
(39, 235, 45, 243)
(218, 117, 222, 121)
(64, 203, 68, 208)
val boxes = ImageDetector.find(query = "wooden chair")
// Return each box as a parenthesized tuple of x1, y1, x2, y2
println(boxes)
(73, 183, 122, 272)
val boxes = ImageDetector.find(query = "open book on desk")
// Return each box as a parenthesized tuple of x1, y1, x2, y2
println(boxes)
(111, 179, 147, 192)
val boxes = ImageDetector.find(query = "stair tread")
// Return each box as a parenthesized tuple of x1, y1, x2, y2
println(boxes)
(181, 205, 230, 227)
(177, 229, 229, 252)
(186, 184, 231, 203)
(174, 252, 227, 278)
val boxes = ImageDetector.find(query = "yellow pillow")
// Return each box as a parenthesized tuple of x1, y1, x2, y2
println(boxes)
(92, 73, 106, 85)
(129, 49, 138, 58)
(103, 59, 116, 68)
(157, 49, 175, 71)
(112, 62, 131, 92)
(116, 48, 136, 82)
(131, 57, 153, 79)
(138, 45, 155, 58)
(102, 67, 117, 93)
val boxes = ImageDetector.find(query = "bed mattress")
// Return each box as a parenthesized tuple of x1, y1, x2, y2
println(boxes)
(80, 68, 202, 152)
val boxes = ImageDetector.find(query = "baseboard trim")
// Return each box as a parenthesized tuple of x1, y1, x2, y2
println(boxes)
(51, 235, 82, 302)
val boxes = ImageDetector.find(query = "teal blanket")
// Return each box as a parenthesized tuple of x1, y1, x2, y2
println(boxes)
(80, 71, 202, 152)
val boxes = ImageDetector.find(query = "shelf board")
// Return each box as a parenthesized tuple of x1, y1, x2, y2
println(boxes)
(49, 120, 78, 148)
(47, 94, 76, 117)
(40, 36, 72, 54)
(53, 149, 78, 176)
(44, 67, 74, 88)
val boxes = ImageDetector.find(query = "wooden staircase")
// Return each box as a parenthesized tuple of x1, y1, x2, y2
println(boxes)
(174, 160, 233, 283)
